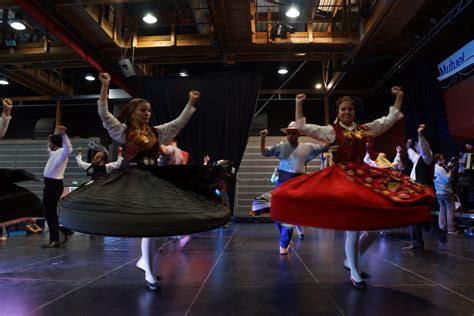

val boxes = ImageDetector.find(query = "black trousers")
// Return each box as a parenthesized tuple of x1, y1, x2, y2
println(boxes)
(43, 178, 72, 242)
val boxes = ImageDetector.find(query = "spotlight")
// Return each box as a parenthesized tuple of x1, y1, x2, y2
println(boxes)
(0, 77, 9, 85)
(85, 74, 95, 81)
(315, 83, 322, 89)
(286, 6, 300, 18)
(271, 23, 296, 40)
(278, 66, 288, 75)
(179, 70, 189, 77)
(143, 13, 157, 24)
(9, 13, 26, 31)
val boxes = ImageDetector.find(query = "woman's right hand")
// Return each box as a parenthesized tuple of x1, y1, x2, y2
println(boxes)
(260, 129, 269, 137)
(99, 73, 111, 85)
(295, 94, 306, 103)
(2, 98, 13, 110)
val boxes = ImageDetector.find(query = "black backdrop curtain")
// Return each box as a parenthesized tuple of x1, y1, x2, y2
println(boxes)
(136, 70, 262, 169)
(395, 52, 459, 158)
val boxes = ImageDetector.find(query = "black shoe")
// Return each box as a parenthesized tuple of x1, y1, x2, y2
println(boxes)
(146, 281, 161, 291)
(350, 278, 367, 291)
(62, 231, 74, 244)
(41, 241, 60, 248)
(343, 265, 369, 279)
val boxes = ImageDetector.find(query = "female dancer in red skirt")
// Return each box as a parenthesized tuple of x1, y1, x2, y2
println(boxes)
(271, 87, 434, 290)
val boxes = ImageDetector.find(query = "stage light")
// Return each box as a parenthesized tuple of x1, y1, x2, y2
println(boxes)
(143, 13, 157, 24)
(85, 74, 95, 81)
(286, 6, 300, 18)
(315, 83, 322, 89)
(10, 13, 26, 30)
(278, 66, 288, 75)
(179, 70, 189, 77)
(0, 77, 9, 85)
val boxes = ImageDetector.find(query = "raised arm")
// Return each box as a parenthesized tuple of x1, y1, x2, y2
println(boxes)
(260, 129, 269, 156)
(75, 147, 91, 170)
(155, 91, 199, 145)
(58, 126, 73, 157)
(392, 145, 402, 168)
(105, 147, 124, 173)
(364, 86, 404, 137)
(97, 73, 126, 144)
(0, 98, 13, 139)
(294, 94, 335, 143)
(417, 124, 433, 164)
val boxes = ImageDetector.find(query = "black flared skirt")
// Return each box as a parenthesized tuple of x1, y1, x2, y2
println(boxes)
(59, 164, 233, 237)
(0, 169, 44, 224)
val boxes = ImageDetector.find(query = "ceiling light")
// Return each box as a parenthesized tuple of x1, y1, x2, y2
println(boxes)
(315, 83, 322, 89)
(0, 77, 9, 85)
(179, 70, 189, 77)
(278, 66, 288, 75)
(85, 74, 95, 81)
(286, 6, 300, 18)
(9, 13, 26, 30)
(143, 13, 157, 24)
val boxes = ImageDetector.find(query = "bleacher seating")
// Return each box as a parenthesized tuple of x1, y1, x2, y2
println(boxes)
(234, 136, 323, 221)
(0, 138, 99, 198)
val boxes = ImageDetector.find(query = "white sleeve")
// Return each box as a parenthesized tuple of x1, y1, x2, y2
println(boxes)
(295, 117, 336, 143)
(105, 156, 124, 173)
(364, 106, 404, 137)
(155, 102, 196, 145)
(418, 135, 433, 165)
(0, 114, 11, 139)
(97, 99, 127, 144)
(407, 148, 418, 164)
(75, 154, 91, 171)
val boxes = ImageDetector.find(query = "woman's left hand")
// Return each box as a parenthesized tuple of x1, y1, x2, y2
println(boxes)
(189, 90, 201, 101)
(391, 86, 403, 96)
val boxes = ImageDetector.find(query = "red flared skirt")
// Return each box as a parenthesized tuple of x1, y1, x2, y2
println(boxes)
(270, 163, 435, 231)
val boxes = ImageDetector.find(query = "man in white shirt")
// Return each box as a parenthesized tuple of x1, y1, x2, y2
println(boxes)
(433, 154, 458, 234)
(261, 122, 327, 255)
(402, 124, 447, 251)
(76, 146, 123, 179)
(42, 126, 74, 248)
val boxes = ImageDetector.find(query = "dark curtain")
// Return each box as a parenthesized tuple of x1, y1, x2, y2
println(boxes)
(396, 52, 459, 158)
(136, 71, 262, 214)
(136, 70, 261, 169)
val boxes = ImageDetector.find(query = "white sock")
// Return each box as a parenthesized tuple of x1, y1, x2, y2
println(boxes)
(140, 238, 158, 284)
(345, 231, 362, 282)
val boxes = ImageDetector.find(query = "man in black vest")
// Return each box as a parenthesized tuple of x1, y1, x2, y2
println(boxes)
(402, 124, 447, 251)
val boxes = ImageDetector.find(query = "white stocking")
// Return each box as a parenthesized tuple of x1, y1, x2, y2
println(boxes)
(140, 237, 158, 284)
(345, 231, 362, 282)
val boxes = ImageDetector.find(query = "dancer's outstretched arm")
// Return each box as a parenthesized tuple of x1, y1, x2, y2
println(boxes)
(0, 98, 13, 139)
(294, 94, 335, 143)
(364, 86, 404, 137)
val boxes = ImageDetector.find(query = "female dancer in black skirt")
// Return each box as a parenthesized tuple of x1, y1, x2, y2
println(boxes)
(59, 73, 232, 291)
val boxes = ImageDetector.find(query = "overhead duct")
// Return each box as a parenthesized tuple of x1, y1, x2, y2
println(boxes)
(14, 0, 132, 95)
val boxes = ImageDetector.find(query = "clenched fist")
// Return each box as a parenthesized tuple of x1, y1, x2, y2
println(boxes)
(99, 73, 111, 85)
(295, 94, 306, 103)
(260, 129, 269, 137)
(391, 86, 403, 96)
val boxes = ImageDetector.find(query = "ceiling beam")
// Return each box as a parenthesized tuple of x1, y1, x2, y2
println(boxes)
(326, 0, 396, 97)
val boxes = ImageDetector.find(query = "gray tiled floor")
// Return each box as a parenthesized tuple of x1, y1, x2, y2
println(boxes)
(0, 224, 473, 315)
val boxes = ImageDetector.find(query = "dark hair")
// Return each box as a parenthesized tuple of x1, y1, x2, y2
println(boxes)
(49, 134, 62, 147)
(117, 98, 150, 125)
(433, 154, 444, 162)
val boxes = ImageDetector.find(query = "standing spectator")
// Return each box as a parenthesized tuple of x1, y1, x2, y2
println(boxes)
(434, 154, 458, 234)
